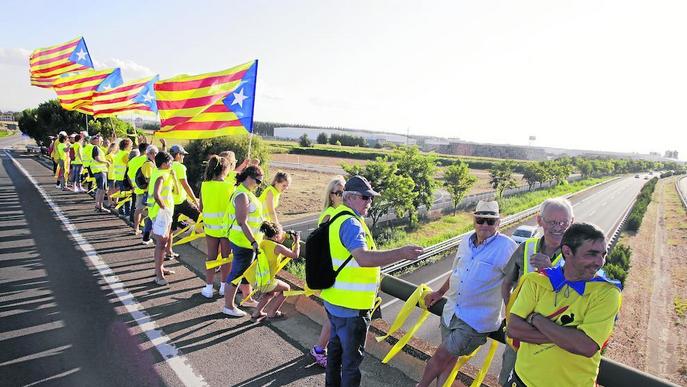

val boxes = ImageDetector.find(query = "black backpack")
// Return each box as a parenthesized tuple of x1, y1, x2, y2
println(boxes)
(305, 211, 356, 290)
(135, 160, 151, 190)
(122, 167, 134, 191)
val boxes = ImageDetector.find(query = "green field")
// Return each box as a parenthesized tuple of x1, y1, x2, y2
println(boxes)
(0, 129, 12, 138)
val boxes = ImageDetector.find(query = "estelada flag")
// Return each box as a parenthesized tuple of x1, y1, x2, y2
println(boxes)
(154, 60, 257, 139)
(52, 68, 123, 114)
(92, 75, 159, 118)
(29, 37, 94, 88)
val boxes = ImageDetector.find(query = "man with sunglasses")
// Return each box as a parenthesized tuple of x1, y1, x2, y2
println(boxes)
(418, 201, 517, 387)
(499, 197, 574, 384)
(320, 175, 423, 387)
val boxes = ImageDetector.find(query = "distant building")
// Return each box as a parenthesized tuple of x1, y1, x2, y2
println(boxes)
(0, 112, 15, 122)
(273, 127, 415, 146)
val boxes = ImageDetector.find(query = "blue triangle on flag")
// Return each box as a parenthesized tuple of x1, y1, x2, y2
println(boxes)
(96, 68, 124, 92)
(133, 75, 160, 112)
(222, 61, 257, 133)
(69, 38, 94, 68)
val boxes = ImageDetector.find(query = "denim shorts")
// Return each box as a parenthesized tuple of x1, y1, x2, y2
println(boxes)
(226, 245, 254, 284)
(135, 193, 147, 209)
(94, 172, 107, 190)
(440, 315, 488, 357)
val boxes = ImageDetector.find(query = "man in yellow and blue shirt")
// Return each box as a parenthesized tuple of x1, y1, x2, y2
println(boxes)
(506, 222, 622, 387)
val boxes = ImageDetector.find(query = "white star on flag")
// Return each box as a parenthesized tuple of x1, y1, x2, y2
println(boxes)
(231, 88, 248, 108)
(75, 49, 87, 62)
(102, 84, 112, 90)
(143, 92, 154, 102)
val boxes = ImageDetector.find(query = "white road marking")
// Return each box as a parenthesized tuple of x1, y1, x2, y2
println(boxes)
(5, 151, 208, 387)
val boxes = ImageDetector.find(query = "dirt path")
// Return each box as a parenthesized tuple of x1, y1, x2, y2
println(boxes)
(605, 177, 687, 385)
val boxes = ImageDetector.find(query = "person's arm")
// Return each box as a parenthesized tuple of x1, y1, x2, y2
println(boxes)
(93, 148, 107, 163)
(350, 245, 423, 267)
(274, 235, 300, 259)
(153, 177, 166, 210)
(180, 179, 198, 205)
(198, 196, 203, 213)
(528, 313, 599, 357)
(234, 193, 258, 247)
(264, 189, 277, 222)
(507, 314, 552, 344)
(159, 138, 167, 152)
(424, 277, 450, 307)
(234, 158, 250, 172)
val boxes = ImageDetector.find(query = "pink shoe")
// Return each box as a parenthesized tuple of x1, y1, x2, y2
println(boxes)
(310, 346, 327, 368)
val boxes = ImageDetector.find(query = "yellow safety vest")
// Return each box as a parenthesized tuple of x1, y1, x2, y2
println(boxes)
(147, 169, 174, 219)
(259, 185, 281, 222)
(90, 146, 107, 173)
(318, 206, 337, 225)
(113, 149, 129, 181)
(82, 144, 94, 168)
(171, 161, 188, 205)
(56, 142, 67, 161)
(227, 184, 264, 248)
(106, 151, 116, 177)
(523, 237, 563, 274)
(72, 142, 82, 165)
(320, 205, 380, 310)
(201, 180, 234, 238)
(127, 155, 148, 195)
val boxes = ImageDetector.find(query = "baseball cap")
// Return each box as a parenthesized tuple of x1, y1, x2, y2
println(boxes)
(169, 145, 189, 155)
(58, 131, 67, 136)
(344, 175, 380, 197)
(473, 200, 500, 218)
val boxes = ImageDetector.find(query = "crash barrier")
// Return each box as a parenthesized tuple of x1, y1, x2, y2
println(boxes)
(379, 274, 680, 387)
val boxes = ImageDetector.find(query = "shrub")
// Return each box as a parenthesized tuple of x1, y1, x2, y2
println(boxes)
(183, 135, 270, 194)
(624, 178, 657, 232)
(299, 133, 312, 147)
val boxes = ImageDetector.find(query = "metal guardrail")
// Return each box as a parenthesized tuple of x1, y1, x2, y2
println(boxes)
(676, 177, 687, 211)
(382, 177, 620, 274)
(379, 274, 679, 387)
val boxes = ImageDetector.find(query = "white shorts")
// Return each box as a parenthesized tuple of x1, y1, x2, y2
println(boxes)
(152, 208, 173, 236)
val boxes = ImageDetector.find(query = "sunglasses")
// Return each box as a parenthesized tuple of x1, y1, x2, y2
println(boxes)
(331, 191, 343, 197)
(475, 217, 497, 225)
(253, 176, 263, 185)
(358, 195, 373, 202)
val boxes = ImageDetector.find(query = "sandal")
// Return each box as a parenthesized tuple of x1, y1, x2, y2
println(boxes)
(162, 269, 176, 275)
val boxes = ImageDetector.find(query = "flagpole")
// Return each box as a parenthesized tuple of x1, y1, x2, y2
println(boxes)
(85, 113, 89, 133)
(247, 133, 253, 161)
(246, 59, 259, 163)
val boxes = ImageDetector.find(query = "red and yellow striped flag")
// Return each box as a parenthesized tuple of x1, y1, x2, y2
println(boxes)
(52, 68, 123, 113)
(29, 37, 94, 88)
(154, 60, 257, 139)
(92, 75, 159, 118)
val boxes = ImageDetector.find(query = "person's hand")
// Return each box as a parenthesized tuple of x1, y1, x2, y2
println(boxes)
(138, 134, 147, 144)
(159, 138, 166, 148)
(401, 245, 424, 260)
(529, 253, 552, 270)
(250, 158, 260, 166)
(424, 291, 444, 308)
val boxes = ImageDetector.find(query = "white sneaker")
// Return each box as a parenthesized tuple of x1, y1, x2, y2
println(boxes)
(222, 307, 247, 317)
(141, 238, 153, 246)
(219, 285, 226, 296)
(201, 286, 214, 299)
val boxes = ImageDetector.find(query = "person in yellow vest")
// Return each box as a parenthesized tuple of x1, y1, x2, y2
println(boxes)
(104, 142, 118, 208)
(418, 200, 517, 387)
(89, 135, 111, 213)
(54, 133, 69, 190)
(321, 175, 423, 387)
(127, 142, 151, 234)
(222, 166, 265, 317)
(169, 145, 200, 236)
(259, 171, 291, 224)
(248, 221, 300, 321)
(506, 223, 621, 387)
(141, 145, 159, 244)
(68, 134, 85, 192)
(48, 135, 58, 180)
(112, 138, 133, 213)
(199, 155, 235, 298)
(81, 136, 94, 193)
(218, 150, 259, 185)
(499, 197, 574, 385)
(149, 151, 178, 286)
(310, 175, 346, 368)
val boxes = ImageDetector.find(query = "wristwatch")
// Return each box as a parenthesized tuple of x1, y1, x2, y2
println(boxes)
(526, 313, 537, 326)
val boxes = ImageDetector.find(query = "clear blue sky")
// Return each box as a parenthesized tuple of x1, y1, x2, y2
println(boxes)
(2, 0, 686, 160)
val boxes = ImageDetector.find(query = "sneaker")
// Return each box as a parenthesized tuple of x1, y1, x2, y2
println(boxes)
(141, 238, 153, 246)
(241, 299, 259, 308)
(201, 286, 214, 299)
(310, 346, 327, 368)
(154, 277, 168, 286)
(222, 306, 247, 317)
(55, 182, 60, 188)
(219, 285, 226, 296)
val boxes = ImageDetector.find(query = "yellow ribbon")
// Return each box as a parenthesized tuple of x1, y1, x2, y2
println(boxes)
(110, 191, 131, 200)
(283, 283, 319, 298)
(375, 284, 433, 364)
(114, 196, 132, 210)
(172, 214, 205, 246)
(442, 339, 499, 387)
(232, 256, 294, 306)
(205, 253, 233, 270)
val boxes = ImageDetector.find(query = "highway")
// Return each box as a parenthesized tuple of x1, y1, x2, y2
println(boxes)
(377, 174, 650, 376)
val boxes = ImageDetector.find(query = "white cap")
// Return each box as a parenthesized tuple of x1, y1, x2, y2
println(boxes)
(473, 200, 500, 218)
(58, 131, 67, 136)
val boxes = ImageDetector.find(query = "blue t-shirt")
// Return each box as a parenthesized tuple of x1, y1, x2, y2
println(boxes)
(324, 210, 368, 317)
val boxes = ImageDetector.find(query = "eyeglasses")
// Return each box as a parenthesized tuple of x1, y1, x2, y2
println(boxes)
(543, 219, 570, 228)
(253, 176, 263, 185)
(357, 194, 373, 202)
(475, 218, 497, 226)
(331, 191, 343, 197)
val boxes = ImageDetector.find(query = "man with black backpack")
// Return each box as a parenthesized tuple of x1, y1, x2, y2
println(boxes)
(314, 175, 423, 387)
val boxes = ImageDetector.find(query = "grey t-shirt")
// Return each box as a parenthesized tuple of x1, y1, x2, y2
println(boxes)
(503, 237, 562, 283)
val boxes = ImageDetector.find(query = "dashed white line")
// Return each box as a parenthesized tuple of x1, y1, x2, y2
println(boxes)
(5, 151, 208, 387)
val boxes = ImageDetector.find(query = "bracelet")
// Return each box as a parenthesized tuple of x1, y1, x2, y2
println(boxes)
(250, 240, 258, 246)
(526, 313, 536, 325)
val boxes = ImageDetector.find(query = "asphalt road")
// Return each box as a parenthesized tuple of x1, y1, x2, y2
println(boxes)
(376, 174, 650, 377)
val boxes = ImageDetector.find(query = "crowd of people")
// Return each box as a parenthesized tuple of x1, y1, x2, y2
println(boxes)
(46, 131, 623, 387)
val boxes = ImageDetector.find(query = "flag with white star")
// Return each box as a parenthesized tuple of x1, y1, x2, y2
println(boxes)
(52, 68, 123, 113)
(29, 37, 95, 88)
(92, 75, 159, 118)
(154, 60, 258, 139)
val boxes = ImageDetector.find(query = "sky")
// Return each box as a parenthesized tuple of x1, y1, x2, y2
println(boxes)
(1, 0, 686, 160)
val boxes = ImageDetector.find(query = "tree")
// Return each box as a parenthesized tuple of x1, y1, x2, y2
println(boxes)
(299, 133, 312, 147)
(489, 160, 518, 199)
(522, 163, 544, 191)
(443, 162, 477, 214)
(342, 159, 417, 230)
(316, 132, 328, 144)
(393, 146, 438, 226)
